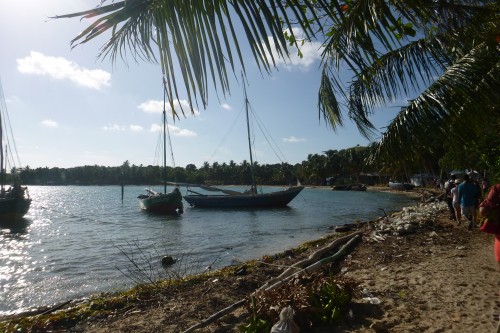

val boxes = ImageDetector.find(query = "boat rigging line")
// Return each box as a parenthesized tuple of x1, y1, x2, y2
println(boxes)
(0, 79, 23, 171)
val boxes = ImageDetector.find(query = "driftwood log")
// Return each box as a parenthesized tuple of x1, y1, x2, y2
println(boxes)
(181, 231, 362, 333)
(257, 231, 363, 291)
(261, 234, 361, 292)
(37, 300, 73, 317)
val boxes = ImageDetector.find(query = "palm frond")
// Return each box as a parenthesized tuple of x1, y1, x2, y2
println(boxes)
(370, 41, 500, 161)
(53, 0, 328, 116)
(318, 65, 344, 130)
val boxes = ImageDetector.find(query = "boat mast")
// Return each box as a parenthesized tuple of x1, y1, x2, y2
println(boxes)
(243, 81, 257, 194)
(0, 81, 4, 194)
(162, 83, 167, 195)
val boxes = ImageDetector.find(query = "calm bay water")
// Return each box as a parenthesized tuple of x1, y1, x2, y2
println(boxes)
(0, 185, 415, 315)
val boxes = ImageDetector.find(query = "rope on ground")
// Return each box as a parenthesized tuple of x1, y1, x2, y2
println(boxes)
(180, 231, 363, 333)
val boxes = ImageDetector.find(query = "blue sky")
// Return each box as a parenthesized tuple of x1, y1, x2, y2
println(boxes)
(0, 1, 401, 169)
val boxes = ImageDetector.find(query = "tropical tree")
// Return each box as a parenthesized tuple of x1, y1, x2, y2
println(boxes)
(302, 153, 328, 185)
(318, 1, 500, 165)
(439, 109, 500, 180)
(53, 1, 500, 172)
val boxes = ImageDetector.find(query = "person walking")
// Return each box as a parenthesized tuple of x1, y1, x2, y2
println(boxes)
(479, 183, 500, 332)
(451, 179, 462, 224)
(480, 183, 500, 259)
(473, 179, 481, 226)
(444, 174, 457, 221)
(458, 174, 479, 230)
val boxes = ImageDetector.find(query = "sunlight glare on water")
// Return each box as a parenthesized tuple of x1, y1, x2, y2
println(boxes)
(0, 185, 416, 315)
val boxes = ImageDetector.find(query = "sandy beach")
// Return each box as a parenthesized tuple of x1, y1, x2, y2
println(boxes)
(1, 190, 499, 332)
(341, 211, 499, 332)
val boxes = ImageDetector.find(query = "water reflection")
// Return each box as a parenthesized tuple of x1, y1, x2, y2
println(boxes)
(0, 218, 31, 235)
(142, 210, 184, 222)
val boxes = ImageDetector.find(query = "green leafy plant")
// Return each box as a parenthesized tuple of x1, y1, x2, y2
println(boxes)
(238, 317, 271, 333)
(239, 297, 272, 333)
(308, 277, 353, 324)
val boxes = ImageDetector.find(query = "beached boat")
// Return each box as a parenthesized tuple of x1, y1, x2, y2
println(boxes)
(0, 80, 31, 221)
(333, 183, 367, 191)
(388, 181, 415, 191)
(138, 82, 183, 215)
(183, 84, 303, 209)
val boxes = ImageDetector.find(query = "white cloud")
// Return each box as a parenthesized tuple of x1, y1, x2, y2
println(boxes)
(221, 103, 232, 110)
(149, 124, 161, 132)
(102, 124, 125, 131)
(4, 95, 21, 105)
(149, 124, 197, 137)
(169, 125, 197, 137)
(138, 100, 163, 113)
(138, 99, 200, 117)
(264, 28, 323, 70)
(129, 125, 143, 132)
(17, 51, 111, 90)
(41, 119, 58, 128)
(282, 136, 306, 143)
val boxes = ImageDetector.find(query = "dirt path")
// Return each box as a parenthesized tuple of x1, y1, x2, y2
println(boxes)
(341, 220, 500, 332)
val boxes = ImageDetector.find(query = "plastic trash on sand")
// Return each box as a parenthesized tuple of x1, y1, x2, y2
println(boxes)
(362, 297, 381, 304)
(271, 306, 300, 333)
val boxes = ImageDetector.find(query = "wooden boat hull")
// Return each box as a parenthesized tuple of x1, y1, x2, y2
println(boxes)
(388, 182, 415, 190)
(139, 191, 183, 214)
(184, 186, 304, 208)
(0, 196, 31, 221)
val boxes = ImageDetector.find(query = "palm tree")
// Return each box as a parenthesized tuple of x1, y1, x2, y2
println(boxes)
(315, 1, 499, 162)
(53, 1, 500, 164)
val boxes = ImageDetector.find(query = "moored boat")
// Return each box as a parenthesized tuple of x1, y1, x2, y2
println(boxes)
(0, 186, 31, 221)
(0, 80, 31, 222)
(138, 79, 183, 215)
(138, 188, 183, 214)
(184, 82, 303, 208)
(184, 185, 303, 208)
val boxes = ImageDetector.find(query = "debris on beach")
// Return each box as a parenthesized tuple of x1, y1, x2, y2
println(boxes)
(368, 201, 447, 241)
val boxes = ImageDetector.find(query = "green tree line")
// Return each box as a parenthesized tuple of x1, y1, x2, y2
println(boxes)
(12, 135, 499, 186)
(12, 146, 375, 186)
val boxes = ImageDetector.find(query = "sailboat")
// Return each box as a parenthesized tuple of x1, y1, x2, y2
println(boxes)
(137, 81, 183, 215)
(0, 80, 31, 221)
(183, 83, 304, 208)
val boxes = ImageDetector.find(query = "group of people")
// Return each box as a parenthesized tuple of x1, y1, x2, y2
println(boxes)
(444, 173, 485, 230)
(444, 174, 500, 263)
(443, 171, 500, 331)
